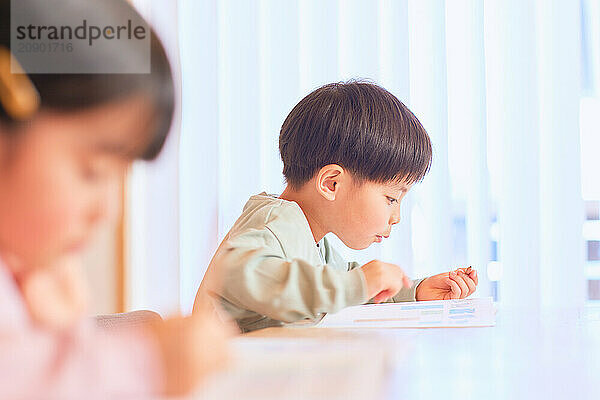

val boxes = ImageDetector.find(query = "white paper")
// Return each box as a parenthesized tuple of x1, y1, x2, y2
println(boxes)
(317, 297, 496, 328)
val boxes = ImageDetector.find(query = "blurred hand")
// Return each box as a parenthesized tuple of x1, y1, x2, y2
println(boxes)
(360, 260, 412, 303)
(19, 255, 89, 330)
(416, 267, 478, 300)
(149, 300, 235, 397)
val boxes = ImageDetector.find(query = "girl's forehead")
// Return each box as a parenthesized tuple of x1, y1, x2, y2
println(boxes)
(44, 95, 156, 159)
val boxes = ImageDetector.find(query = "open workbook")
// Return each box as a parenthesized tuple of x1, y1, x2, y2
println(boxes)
(317, 297, 496, 328)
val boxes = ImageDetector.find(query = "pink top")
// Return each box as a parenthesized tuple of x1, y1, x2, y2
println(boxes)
(0, 259, 163, 400)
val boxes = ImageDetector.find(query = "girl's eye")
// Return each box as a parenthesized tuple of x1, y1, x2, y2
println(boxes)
(82, 164, 103, 182)
(386, 196, 398, 205)
(81, 158, 112, 182)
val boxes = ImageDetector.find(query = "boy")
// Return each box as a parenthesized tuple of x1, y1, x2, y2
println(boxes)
(196, 81, 478, 332)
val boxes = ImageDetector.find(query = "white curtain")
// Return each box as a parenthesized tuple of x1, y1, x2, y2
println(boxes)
(129, 0, 591, 314)
(126, 0, 182, 315)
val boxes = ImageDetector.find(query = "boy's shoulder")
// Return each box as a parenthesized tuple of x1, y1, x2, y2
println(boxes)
(227, 192, 317, 259)
(235, 192, 301, 225)
(241, 192, 299, 219)
(234, 192, 308, 234)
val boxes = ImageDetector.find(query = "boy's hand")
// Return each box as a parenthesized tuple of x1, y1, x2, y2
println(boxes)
(416, 267, 478, 300)
(360, 260, 412, 303)
(149, 302, 235, 397)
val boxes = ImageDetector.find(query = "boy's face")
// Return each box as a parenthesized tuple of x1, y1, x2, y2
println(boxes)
(0, 96, 155, 272)
(332, 176, 412, 250)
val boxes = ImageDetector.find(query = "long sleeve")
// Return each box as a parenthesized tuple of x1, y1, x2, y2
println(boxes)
(391, 278, 425, 302)
(215, 228, 368, 324)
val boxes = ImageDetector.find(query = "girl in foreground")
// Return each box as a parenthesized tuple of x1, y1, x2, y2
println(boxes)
(0, 0, 230, 398)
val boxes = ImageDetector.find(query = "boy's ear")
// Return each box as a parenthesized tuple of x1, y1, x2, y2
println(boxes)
(315, 164, 344, 201)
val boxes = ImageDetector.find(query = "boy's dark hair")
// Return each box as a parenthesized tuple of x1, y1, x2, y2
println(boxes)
(0, 0, 174, 161)
(279, 81, 432, 188)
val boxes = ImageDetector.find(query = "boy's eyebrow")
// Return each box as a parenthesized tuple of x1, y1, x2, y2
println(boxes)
(389, 182, 409, 193)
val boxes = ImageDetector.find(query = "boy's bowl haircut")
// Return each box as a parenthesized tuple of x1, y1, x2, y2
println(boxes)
(279, 80, 432, 188)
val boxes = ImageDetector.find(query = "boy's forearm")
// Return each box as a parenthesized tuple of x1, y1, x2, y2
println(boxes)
(218, 246, 369, 323)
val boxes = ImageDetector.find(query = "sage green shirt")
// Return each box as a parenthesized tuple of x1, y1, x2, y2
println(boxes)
(207, 193, 422, 332)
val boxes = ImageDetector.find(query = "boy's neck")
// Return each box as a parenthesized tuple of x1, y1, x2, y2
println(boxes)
(279, 185, 328, 244)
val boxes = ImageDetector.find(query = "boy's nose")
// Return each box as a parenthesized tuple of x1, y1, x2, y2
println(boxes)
(390, 208, 401, 225)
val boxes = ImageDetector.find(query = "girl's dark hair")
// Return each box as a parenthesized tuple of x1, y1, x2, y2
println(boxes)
(279, 81, 432, 188)
(0, 0, 174, 160)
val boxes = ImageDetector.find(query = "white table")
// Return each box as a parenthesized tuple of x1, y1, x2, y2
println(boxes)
(249, 305, 600, 400)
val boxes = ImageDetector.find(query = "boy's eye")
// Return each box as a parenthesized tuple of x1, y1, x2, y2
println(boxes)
(386, 196, 398, 205)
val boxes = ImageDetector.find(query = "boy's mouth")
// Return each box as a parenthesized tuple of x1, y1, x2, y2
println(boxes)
(374, 233, 390, 243)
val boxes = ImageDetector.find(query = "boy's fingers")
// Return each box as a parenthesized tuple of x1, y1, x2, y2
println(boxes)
(449, 272, 468, 298)
(462, 275, 476, 296)
(462, 267, 479, 286)
(373, 291, 390, 303)
(445, 276, 461, 299)
(455, 267, 470, 275)
(470, 270, 479, 285)
(456, 273, 475, 297)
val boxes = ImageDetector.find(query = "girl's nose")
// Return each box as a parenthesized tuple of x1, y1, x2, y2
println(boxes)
(88, 178, 121, 227)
